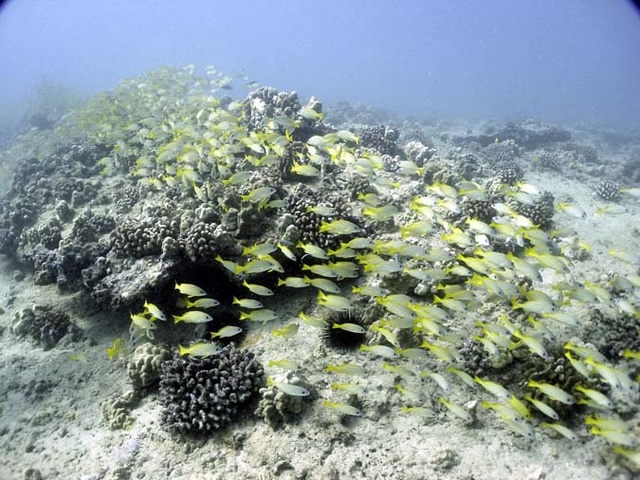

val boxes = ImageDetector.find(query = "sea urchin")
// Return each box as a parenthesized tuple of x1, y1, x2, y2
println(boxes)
(321, 310, 367, 351)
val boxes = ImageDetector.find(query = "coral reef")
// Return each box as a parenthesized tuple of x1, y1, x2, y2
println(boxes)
(561, 143, 599, 164)
(0, 64, 638, 476)
(255, 372, 313, 427)
(403, 140, 436, 166)
(584, 308, 640, 362)
(358, 125, 399, 156)
(101, 390, 139, 430)
(10, 304, 83, 350)
(494, 165, 524, 185)
(507, 191, 555, 227)
(282, 183, 354, 249)
(128, 342, 172, 390)
(536, 152, 561, 171)
(110, 215, 180, 259)
(484, 140, 519, 167)
(594, 180, 620, 201)
(158, 344, 264, 435)
(242, 87, 301, 132)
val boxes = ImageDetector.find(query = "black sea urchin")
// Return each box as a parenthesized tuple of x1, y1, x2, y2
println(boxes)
(321, 310, 367, 351)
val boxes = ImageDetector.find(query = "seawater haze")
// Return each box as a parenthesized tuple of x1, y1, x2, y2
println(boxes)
(0, 0, 639, 129)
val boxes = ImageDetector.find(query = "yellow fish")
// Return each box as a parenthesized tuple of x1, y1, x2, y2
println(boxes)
(272, 323, 299, 338)
(172, 310, 213, 324)
(322, 400, 361, 416)
(174, 282, 207, 297)
(106, 337, 125, 360)
(319, 219, 361, 235)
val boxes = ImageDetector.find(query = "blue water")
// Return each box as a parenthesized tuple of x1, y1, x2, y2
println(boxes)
(0, 0, 639, 129)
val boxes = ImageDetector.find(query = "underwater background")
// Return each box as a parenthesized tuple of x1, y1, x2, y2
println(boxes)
(0, 2, 640, 480)
(1, 0, 640, 130)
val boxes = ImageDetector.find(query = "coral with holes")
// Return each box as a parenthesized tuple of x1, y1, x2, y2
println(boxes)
(159, 344, 264, 435)
(359, 125, 399, 156)
(242, 87, 301, 131)
(584, 308, 640, 363)
(536, 152, 561, 171)
(485, 141, 519, 167)
(594, 180, 620, 201)
(404, 140, 436, 166)
(283, 183, 354, 249)
(70, 209, 116, 244)
(111, 215, 180, 258)
(507, 191, 555, 227)
(183, 221, 226, 263)
(459, 197, 496, 224)
(494, 163, 524, 185)
(10, 304, 83, 350)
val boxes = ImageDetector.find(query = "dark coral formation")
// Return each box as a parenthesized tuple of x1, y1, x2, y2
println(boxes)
(485, 141, 519, 167)
(283, 183, 354, 249)
(324, 101, 395, 126)
(111, 215, 180, 259)
(10, 304, 83, 350)
(560, 143, 599, 164)
(359, 125, 399, 156)
(459, 197, 495, 224)
(183, 221, 226, 263)
(456, 121, 571, 149)
(0, 144, 120, 290)
(404, 140, 436, 166)
(159, 344, 264, 435)
(594, 180, 620, 201)
(536, 152, 561, 171)
(0, 143, 106, 258)
(494, 165, 524, 185)
(583, 308, 640, 362)
(242, 87, 301, 131)
(507, 191, 555, 227)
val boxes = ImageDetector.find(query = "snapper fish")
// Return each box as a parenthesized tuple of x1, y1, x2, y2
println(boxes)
(185, 297, 220, 309)
(240, 309, 277, 322)
(322, 400, 362, 416)
(143, 301, 166, 321)
(555, 203, 587, 219)
(210, 325, 243, 339)
(240, 186, 276, 204)
(179, 342, 221, 358)
(172, 310, 213, 324)
(175, 282, 208, 297)
(272, 323, 299, 338)
(106, 338, 125, 360)
(267, 378, 310, 396)
(319, 219, 361, 235)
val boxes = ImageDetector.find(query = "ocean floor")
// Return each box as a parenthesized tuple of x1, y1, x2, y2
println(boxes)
(0, 76, 639, 480)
